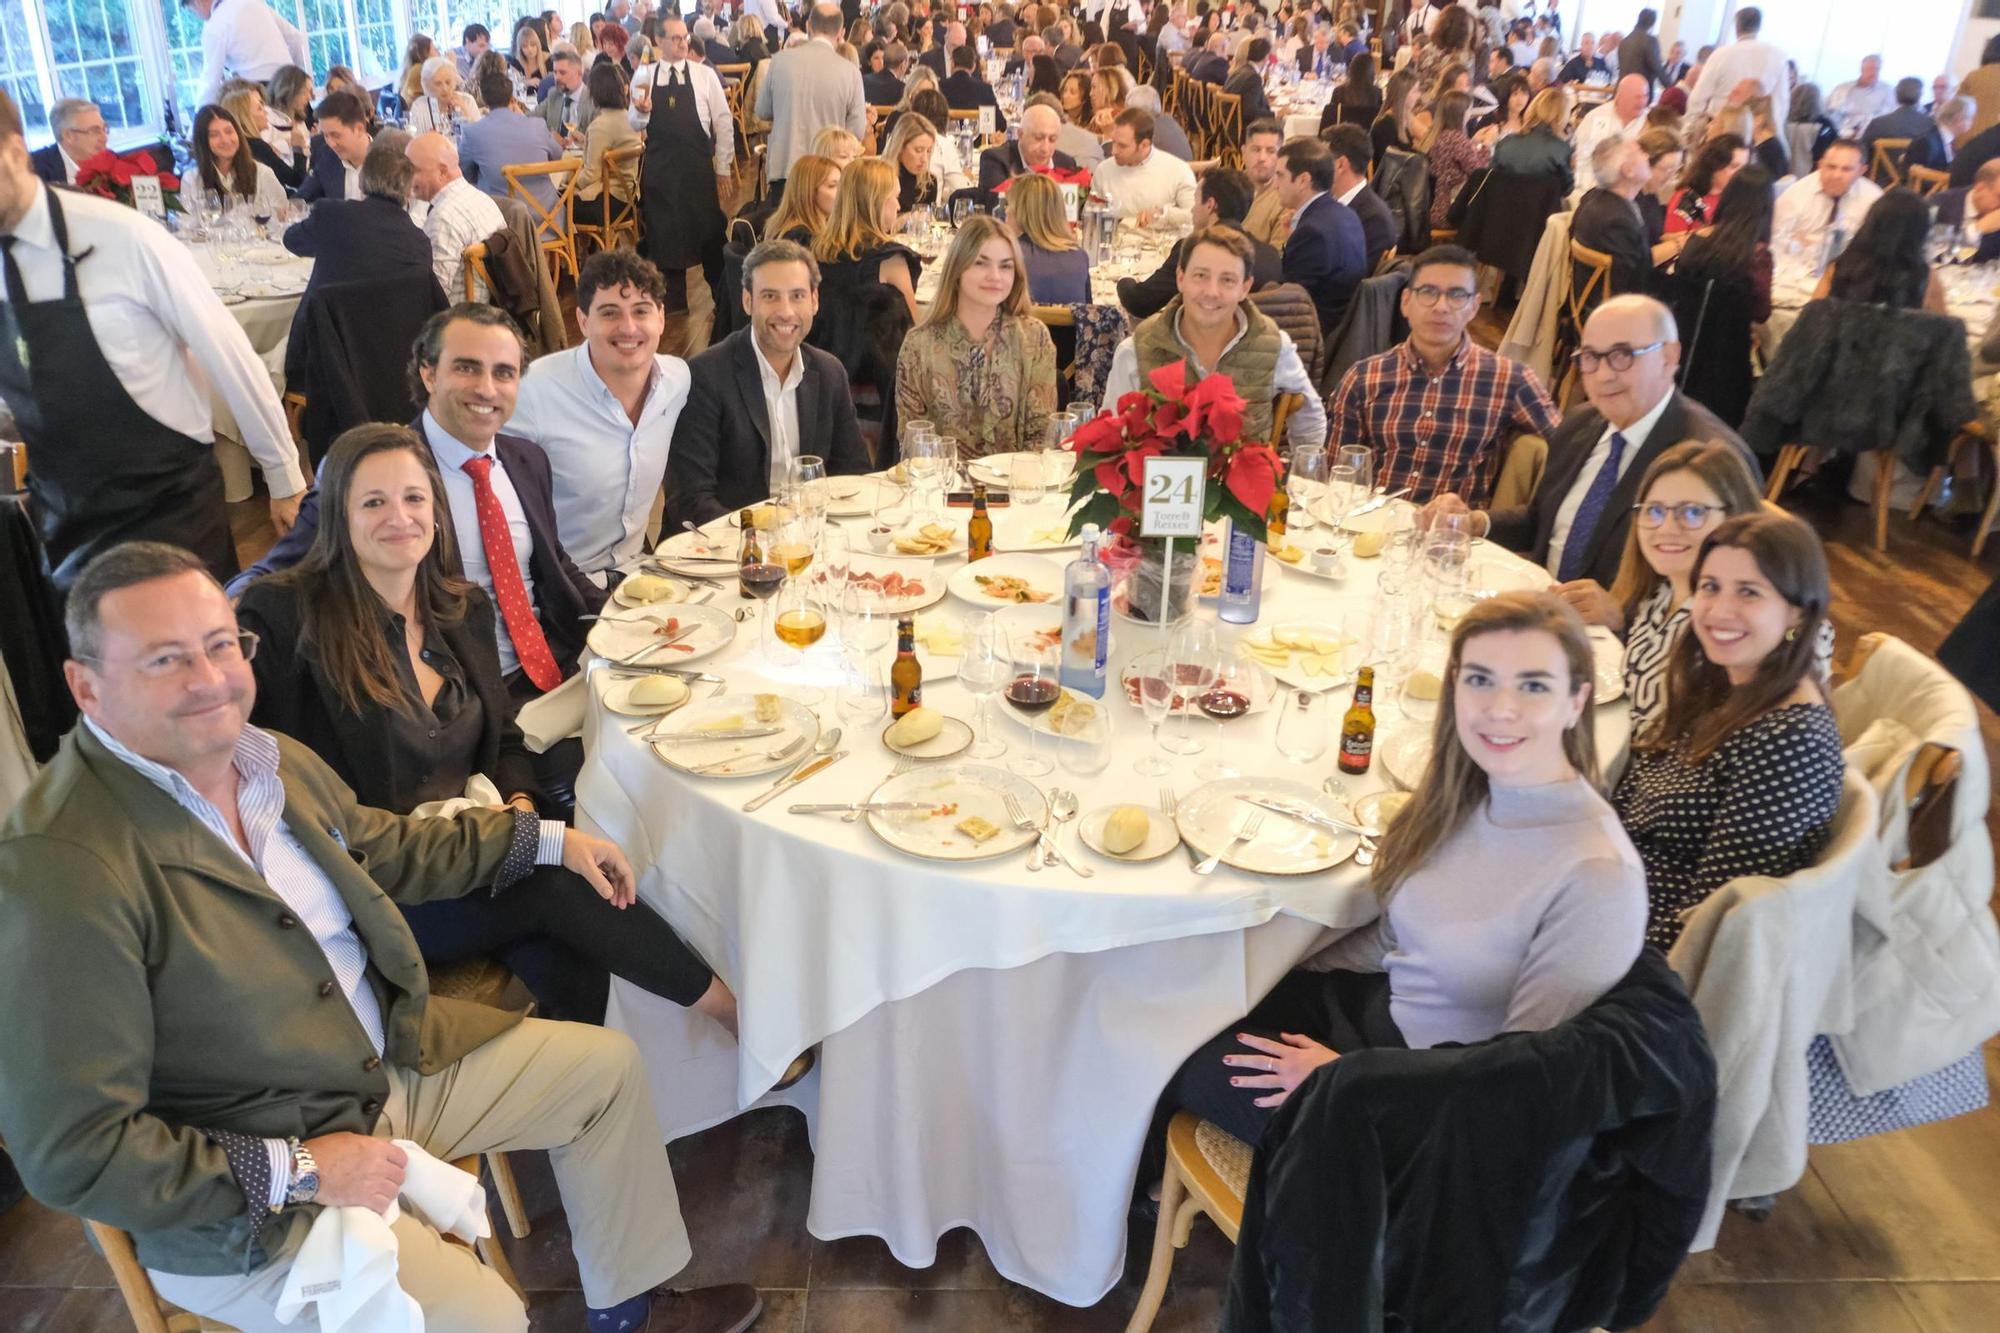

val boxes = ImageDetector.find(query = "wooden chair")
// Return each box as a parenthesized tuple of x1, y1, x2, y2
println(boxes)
(1030, 302, 1081, 396)
(1869, 138, 1912, 188)
(462, 241, 493, 301)
(1908, 421, 2000, 556)
(426, 955, 535, 1249)
(1211, 90, 1245, 170)
(1270, 391, 1303, 450)
(500, 160, 582, 286)
(1558, 239, 1615, 405)
(1126, 1113, 1250, 1333)
(572, 144, 644, 256)
(1906, 164, 1950, 197)
(1136, 44, 1154, 87)
(1767, 443, 1900, 550)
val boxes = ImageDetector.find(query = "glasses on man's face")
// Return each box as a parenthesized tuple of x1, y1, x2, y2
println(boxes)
(1631, 501, 1726, 530)
(1408, 284, 1477, 310)
(81, 630, 261, 680)
(1571, 341, 1665, 373)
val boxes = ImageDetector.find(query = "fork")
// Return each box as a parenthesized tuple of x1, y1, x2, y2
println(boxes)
(1161, 786, 1200, 870)
(1194, 810, 1264, 876)
(846, 752, 914, 823)
(1002, 793, 1041, 869)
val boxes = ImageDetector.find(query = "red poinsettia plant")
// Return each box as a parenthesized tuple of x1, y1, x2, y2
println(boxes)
(73, 148, 184, 213)
(1064, 358, 1281, 548)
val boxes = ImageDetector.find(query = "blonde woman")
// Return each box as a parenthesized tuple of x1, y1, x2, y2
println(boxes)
(568, 21, 595, 60)
(883, 112, 944, 214)
(764, 154, 842, 243)
(400, 34, 436, 107)
(1745, 95, 1790, 179)
(1088, 67, 1128, 136)
(1491, 86, 1574, 193)
(812, 155, 921, 320)
(407, 56, 481, 134)
(811, 125, 863, 168)
(1008, 171, 1088, 303)
(219, 82, 304, 192)
(1154, 590, 1643, 1141)
(894, 215, 1057, 460)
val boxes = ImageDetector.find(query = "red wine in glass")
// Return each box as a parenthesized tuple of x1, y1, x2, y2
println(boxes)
(1196, 688, 1250, 719)
(739, 562, 786, 600)
(1005, 675, 1062, 713)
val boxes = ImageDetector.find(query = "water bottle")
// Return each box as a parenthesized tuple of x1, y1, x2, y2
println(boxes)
(1059, 523, 1111, 697)
(1217, 520, 1265, 625)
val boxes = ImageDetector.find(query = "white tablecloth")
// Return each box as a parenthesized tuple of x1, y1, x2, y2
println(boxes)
(187, 239, 311, 501)
(581, 500, 1631, 1304)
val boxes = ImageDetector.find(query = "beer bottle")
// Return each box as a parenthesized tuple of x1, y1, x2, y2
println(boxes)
(890, 615, 923, 717)
(968, 481, 994, 561)
(1338, 666, 1376, 775)
(737, 509, 761, 566)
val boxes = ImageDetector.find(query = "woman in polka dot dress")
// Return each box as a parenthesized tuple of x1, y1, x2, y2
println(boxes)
(1612, 511, 1845, 951)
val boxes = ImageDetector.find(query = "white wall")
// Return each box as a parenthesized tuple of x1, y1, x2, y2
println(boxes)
(1584, 0, 1969, 87)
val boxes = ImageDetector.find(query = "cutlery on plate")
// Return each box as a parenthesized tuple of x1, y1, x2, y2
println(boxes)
(789, 801, 933, 815)
(779, 728, 840, 781)
(1346, 488, 1411, 520)
(1161, 787, 1200, 869)
(614, 622, 701, 665)
(1001, 793, 1042, 869)
(655, 725, 783, 743)
(851, 752, 916, 822)
(744, 751, 846, 812)
(623, 705, 693, 735)
(1042, 788, 1092, 877)
(684, 735, 807, 774)
(1194, 810, 1265, 876)
(1239, 796, 1378, 839)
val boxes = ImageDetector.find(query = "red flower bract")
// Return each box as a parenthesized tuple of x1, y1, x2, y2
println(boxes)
(1145, 358, 1190, 401)
(1181, 371, 1248, 445)
(1224, 444, 1281, 517)
(1069, 411, 1126, 455)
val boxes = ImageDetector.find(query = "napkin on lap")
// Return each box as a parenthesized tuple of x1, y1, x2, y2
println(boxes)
(516, 669, 587, 752)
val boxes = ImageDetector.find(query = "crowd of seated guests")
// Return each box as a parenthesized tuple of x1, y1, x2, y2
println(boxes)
(1009, 169, 1092, 304)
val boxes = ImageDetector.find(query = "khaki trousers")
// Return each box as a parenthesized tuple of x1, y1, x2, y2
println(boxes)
(151, 1019, 691, 1331)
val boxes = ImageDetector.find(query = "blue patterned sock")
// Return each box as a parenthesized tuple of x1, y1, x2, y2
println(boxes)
(586, 1292, 650, 1333)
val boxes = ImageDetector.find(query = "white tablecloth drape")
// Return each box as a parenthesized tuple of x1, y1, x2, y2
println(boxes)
(188, 241, 310, 500)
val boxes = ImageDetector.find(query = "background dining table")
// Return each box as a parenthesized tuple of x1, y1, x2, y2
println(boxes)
(184, 232, 313, 501)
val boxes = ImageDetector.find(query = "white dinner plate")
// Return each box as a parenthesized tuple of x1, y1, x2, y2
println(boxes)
(948, 552, 1064, 609)
(1468, 556, 1548, 598)
(1173, 779, 1361, 875)
(849, 610, 962, 681)
(823, 476, 903, 516)
(990, 508, 1082, 552)
(823, 554, 948, 615)
(1354, 789, 1414, 835)
(1379, 728, 1433, 791)
(1079, 804, 1182, 862)
(1000, 684, 1107, 739)
(1589, 628, 1626, 704)
(881, 713, 974, 759)
(586, 602, 737, 666)
(864, 763, 1045, 860)
(1118, 649, 1280, 716)
(1239, 622, 1359, 692)
(989, 603, 1116, 667)
(599, 675, 693, 717)
(869, 517, 968, 560)
(611, 574, 691, 609)
(649, 693, 820, 777)
(968, 450, 1077, 491)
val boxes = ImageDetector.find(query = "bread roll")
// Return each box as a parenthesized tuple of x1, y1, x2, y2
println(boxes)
(1103, 805, 1150, 855)
(886, 706, 945, 747)
(630, 676, 689, 708)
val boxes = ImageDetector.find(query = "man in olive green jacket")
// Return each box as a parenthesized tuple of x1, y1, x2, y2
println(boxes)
(0, 544, 762, 1333)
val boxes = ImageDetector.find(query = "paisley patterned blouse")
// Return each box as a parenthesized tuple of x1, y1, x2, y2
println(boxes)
(894, 313, 1058, 460)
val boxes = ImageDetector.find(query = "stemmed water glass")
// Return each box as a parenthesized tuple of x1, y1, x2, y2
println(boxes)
(1161, 620, 1217, 756)
(790, 454, 827, 519)
(1131, 650, 1175, 776)
(960, 614, 1010, 758)
(1336, 444, 1373, 500)
(1287, 446, 1327, 534)
(904, 432, 949, 524)
(1194, 643, 1247, 782)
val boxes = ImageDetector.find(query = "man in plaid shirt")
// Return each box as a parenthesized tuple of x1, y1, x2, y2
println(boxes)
(1329, 246, 1562, 505)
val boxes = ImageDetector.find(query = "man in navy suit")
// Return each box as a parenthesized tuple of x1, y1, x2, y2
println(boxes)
(281, 141, 440, 306)
(30, 98, 106, 184)
(1276, 137, 1367, 332)
(941, 44, 1007, 132)
(296, 90, 375, 202)
(1325, 124, 1397, 271)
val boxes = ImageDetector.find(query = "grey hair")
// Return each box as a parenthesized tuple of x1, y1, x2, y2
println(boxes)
(1940, 96, 1975, 128)
(809, 3, 844, 36)
(359, 139, 415, 203)
(1589, 293, 1680, 345)
(1126, 84, 1161, 114)
(692, 16, 717, 40)
(66, 542, 220, 662)
(1590, 133, 1633, 189)
(1530, 56, 1556, 83)
(265, 64, 314, 114)
(551, 48, 581, 68)
(51, 98, 99, 135)
(742, 238, 821, 293)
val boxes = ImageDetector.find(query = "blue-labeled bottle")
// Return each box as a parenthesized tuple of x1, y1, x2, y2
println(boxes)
(1060, 523, 1111, 697)
(1217, 519, 1264, 625)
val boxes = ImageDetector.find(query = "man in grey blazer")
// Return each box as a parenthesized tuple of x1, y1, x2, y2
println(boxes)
(536, 50, 597, 144)
(755, 2, 867, 193)
(461, 70, 565, 213)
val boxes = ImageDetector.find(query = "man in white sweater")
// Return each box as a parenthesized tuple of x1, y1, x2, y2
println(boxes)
(1686, 5, 1789, 121)
(1091, 107, 1197, 231)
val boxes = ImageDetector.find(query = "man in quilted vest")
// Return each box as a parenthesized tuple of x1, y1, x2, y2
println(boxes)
(1099, 224, 1328, 452)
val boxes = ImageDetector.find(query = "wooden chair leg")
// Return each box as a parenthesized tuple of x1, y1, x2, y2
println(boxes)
(1873, 449, 1896, 551)
(1975, 441, 2000, 558)
(486, 1150, 531, 1240)
(85, 1219, 176, 1333)
(1911, 465, 1947, 519)
(476, 1230, 526, 1301)
(1124, 1161, 1186, 1333)
(1765, 445, 1803, 501)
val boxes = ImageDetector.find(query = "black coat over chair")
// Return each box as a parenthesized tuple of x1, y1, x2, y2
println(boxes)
(285, 276, 451, 466)
(1455, 168, 1571, 284)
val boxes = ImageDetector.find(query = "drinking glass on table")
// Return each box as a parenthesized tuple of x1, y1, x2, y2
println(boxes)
(738, 542, 787, 656)
(904, 432, 949, 523)
(1194, 644, 1248, 781)
(1274, 690, 1329, 765)
(1008, 449, 1046, 514)
(961, 614, 1010, 758)
(837, 656, 888, 729)
(1132, 649, 1175, 775)
(1161, 620, 1217, 756)
(1287, 447, 1328, 532)
(1056, 705, 1113, 777)
(772, 574, 828, 703)
(1336, 444, 1373, 498)
(790, 454, 827, 516)
(1006, 632, 1061, 777)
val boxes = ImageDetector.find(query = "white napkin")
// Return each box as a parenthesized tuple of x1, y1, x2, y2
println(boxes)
(274, 1140, 491, 1332)
(407, 774, 505, 821)
(516, 669, 588, 752)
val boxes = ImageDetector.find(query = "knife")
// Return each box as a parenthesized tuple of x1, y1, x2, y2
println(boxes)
(1239, 796, 1379, 839)
(745, 751, 846, 812)
(614, 622, 701, 665)
(606, 664, 727, 684)
(1346, 487, 1412, 520)
(787, 801, 932, 815)
(656, 726, 783, 743)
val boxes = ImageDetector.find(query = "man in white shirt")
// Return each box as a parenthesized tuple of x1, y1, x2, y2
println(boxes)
(1571, 74, 1648, 198)
(1773, 140, 1881, 261)
(1094, 107, 1197, 230)
(184, 0, 309, 109)
(407, 131, 504, 303)
(1685, 5, 1789, 121)
(0, 89, 303, 590)
(1830, 55, 1898, 139)
(509, 251, 690, 580)
(30, 98, 105, 185)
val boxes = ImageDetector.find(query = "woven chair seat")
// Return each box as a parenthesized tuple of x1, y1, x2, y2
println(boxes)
(1192, 1120, 1253, 1202)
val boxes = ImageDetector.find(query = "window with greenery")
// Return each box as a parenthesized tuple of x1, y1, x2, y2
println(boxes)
(1, 4, 45, 138)
(41, 0, 156, 137)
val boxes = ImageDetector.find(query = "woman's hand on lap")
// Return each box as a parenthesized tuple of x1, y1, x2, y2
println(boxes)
(1224, 1032, 1340, 1109)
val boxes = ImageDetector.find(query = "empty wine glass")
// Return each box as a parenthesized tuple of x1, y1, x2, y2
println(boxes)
(1288, 447, 1327, 533)
(1194, 647, 1248, 781)
(1161, 620, 1217, 756)
(960, 614, 1010, 758)
(1337, 444, 1373, 498)
(1130, 649, 1174, 775)
(837, 656, 888, 729)
(791, 454, 827, 516)
(1275, 691, 1329, 765)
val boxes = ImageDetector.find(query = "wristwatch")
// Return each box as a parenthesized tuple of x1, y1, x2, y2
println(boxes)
(283, 1137, 321, 1207)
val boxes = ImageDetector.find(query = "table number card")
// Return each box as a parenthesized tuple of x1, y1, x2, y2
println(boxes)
(130, 176, 166, 221)
(1140, 457, 1204, 540)
(978, 106, 995, 136)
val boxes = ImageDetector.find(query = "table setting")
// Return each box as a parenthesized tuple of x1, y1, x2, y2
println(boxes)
(579, 436, 1632, 1305)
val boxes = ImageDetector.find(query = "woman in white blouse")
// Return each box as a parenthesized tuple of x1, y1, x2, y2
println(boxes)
(191, 105, 288, 219)
(406, 56, 482, 135)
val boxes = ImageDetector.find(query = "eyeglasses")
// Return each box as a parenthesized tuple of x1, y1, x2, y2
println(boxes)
(1631, 501, 1727, 530)
(1570, 341, 1665, 373)
(1408, 284, 1477, 309)
(78, 630, 261, 680)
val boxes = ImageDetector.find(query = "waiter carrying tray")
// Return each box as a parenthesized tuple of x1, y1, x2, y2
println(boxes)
(634, 15, 733, 318)
(0, 90, 305, 595)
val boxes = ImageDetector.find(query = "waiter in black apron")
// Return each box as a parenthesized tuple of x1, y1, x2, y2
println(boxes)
(0, 91, 304, 596)
(638, 15, 734, 319)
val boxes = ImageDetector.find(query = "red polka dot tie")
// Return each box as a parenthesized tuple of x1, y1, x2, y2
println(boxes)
(461, 454, 563, 692)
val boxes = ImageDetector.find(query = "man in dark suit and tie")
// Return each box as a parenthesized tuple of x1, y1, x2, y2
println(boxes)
(1861, 78, 1938, 165)
(668, 239, 873, 530)
(31, 97, 107, 184)
(536, 50, 597, 145)
(1275, 138, 1367, 332)
(1188, 31, 1231, 84)
(866, 41, 911, 105)
(920, 19, 967, 79)
(1117, 167, 1282, 319)
(296, 90, 376, 202)
(1425, 295, 1757, 600)
(941, 43, 1008, 132)
(1324, 124, 1396, 271)
(977, 102, 1078, 189)
(1905, 95, 1971, 175)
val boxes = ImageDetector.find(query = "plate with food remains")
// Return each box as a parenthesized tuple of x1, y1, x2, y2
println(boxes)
(823, 556, 946, 614)
(1239, 623, 1358, 691)
(863, 762, 1046, 861)
(599, 673, 695, 718)
(990, 603, 1115, 668)
(1120, 648, 1279, 716)
(1001, 683, 1104, 739)
(612, 572, 691, 608)
(586, 602, 738, 665)
(650, 692, 821, 777)
(1174, 778, 1361, 875)
(990, 509, 1082, 552)
(821, 475, 903, 516)
(948, 553, 1064, 608)
(724, 502, 796, 530)
(874, 520, 967, 559)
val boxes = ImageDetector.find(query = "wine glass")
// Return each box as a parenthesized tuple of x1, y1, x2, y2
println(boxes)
(951, 194, 974, 229)
(772, 575, 828, 704)
(904, 432, 948, 524)
(1161, 620, 1217, 756)
(1337, 444, 1373, 499)
(837, 655, 887, 730)
(1275, 690, 1329, 765)
(791, 454, 827, 517)
(739, 546, 787, 658)
(1056, 706, 1113, 778)
(1194, 649, 1250, 781)
(1005, 632, 1061, 777)
(1131, 649, 1175, 775)
(840, 567, 894, 661)
(1008, 449, 1045, 514)
(1287, 446, 1327, 534)
(960, 614, 1010, 758)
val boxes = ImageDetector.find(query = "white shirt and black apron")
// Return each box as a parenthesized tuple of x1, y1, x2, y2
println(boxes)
(639, 61, 728, 316)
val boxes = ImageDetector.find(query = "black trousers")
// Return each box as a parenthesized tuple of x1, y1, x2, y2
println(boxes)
(402, 863, 716, 1025)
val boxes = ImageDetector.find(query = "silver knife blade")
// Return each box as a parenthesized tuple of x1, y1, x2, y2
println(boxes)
(606, 665, 726, 683)
(615, 622, 701, 664)
(787, 801, 932, 814)
(745, 751, 846, 812)
(655, 726, 783, 743)
(1239, 796, 1378, 839)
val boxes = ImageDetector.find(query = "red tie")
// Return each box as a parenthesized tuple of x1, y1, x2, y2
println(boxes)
(460, 455, 563, 692)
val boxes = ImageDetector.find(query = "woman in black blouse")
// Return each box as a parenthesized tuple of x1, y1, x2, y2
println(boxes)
(237, 425, 740, 1034)
(1612, 512, 1846, 950)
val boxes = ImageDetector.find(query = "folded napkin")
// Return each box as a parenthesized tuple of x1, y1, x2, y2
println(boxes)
(516, 669, 587, 752)
(275, 1140, 491, 1332)
(407, 774, 505, 821)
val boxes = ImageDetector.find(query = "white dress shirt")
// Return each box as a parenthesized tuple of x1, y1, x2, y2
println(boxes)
(424, 412, 538, 676)
(1101, 307, 1329, 453)
(1, 181, 304, 497)
(743, 0, 787, 29)
(262, 113, 299, 167)
(196, 0, 309, 107)
(629, 60, 735, 174)
(1091, 144, 1199, 228)
(1830, 79, 1898, 137)
(1685, 37, 1791, 121)
(509, 344, 692, 576)
(56, 145, 82, 183)
(422, 176, 504, 303)
(754, 340, 805, 496)
(340, 158, 364, 201)
(1570, 102, 1643, 191)
(406, 93, 483, 137)
(1773, 173, 1883, 257)
(1544, 386, 1673, 578)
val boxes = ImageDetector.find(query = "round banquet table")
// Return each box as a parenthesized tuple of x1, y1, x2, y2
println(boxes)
(578, 491, 1632, 1306)
(185, 237, 312, 501)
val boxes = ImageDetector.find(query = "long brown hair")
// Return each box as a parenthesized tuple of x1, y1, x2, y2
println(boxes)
(813, 155, 899, 263)
(1609, 441, 1764, 621)
(1420, 87, 1471, 152)
(765, 153, 840, 239)
(1007, 171, 1078, 251)
(193, 104, 259, 199)
(920, 213, 1030, 330)
(259, 424, 477, 716)
(1637, 511, 1830, 763)
(1369, 591, 1599, 899)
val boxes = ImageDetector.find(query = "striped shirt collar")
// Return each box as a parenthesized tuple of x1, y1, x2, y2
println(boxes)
(85, 715, 281, 807)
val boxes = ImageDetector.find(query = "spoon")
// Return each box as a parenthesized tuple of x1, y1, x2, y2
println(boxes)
(1045, 788, 1093, 878)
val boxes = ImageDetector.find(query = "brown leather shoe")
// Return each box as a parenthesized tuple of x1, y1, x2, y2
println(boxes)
(644, 1283, 762, 1333)
(772, 1046, 818, 1091)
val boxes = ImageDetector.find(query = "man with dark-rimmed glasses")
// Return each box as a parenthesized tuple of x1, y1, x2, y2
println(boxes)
(1327, 245, 1562, 506)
